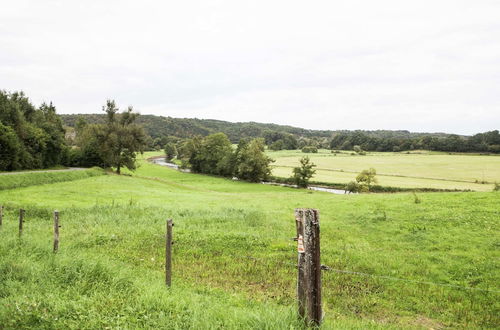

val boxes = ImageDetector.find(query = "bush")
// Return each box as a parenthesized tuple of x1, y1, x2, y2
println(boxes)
(494, 183, 500, 191)
(301, 146, 318, 153)
(353, 145, 366, 155)
(345, 181, 362, 193)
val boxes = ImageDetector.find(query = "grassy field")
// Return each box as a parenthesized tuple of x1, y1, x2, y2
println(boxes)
(0, 152, 499, 328)
(0, 168, 104, 191)
(268, 149, 500, 192)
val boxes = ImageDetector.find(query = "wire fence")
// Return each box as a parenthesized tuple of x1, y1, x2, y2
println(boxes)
(198, 252, 500, 294)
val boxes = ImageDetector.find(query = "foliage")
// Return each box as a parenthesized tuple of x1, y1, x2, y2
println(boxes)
(263, 132, 298, 150)
(179, 134, 273, 182)
(291, 156, 316, 188)
(355, 168, 377, 192)
(234, 138, 274, 182)
(199, 133, 234, 176)
(61, 114, 500, 153)
(164, 142, 177, 161)
(71, 101, 147, 173)
(330, 130, 500, 153)
(301, 146, 318, 153)
(269, 140, 284, 151)
(494, 182, 500, 191)
(353, 145, 366, 155)
(345, 181, 362, 193)
(0, 90, 68, 170)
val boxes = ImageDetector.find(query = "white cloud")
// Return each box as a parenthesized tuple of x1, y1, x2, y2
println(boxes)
(0, 0, 499, 134)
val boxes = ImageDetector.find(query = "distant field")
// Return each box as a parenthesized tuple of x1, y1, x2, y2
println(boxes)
(268, 149, 500, 191)
(0, 152, 498, 328)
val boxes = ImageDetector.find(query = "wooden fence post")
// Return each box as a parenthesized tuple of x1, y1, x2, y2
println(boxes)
(19, 209, 25, 237)
(0, 205, 3, 228)
(295, 208, 322, 325)
(165, 219, 173, 287)
(53, 210, 60, 253)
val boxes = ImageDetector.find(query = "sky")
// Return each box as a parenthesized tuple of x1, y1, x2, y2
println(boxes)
(1, 0, 499, 135)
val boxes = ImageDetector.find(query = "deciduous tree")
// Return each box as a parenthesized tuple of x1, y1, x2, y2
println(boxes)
(292, 156, 316, 188)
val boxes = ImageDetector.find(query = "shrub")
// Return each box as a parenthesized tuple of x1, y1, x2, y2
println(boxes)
(301, 146, 318, 153)
(345, 181, 362, 193)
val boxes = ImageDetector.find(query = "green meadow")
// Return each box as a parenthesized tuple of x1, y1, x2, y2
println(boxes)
(0, 152, 499, 328)
(268, 149, 500, 191)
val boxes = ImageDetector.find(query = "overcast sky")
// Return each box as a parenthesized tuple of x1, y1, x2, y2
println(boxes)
(1, 0, 499, 134)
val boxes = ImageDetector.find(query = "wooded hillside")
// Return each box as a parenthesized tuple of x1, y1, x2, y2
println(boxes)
(60, 114, 499, 153)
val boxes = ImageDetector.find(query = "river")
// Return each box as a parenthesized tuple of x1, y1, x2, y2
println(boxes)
(150, 157, 348, 194)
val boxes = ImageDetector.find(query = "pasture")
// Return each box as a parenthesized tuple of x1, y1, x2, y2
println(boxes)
(0, 153, 498, 328)
(268, 149, 500, 191)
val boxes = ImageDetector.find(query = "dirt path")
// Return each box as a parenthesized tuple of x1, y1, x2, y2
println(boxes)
(0, 168, 86, 175)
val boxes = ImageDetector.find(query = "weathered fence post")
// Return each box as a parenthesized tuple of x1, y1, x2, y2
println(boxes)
(165, 219, 173, 287)
(19, 209, 25, 236)
(0, 205, 3, 228)
(53, 210, 60, 253)
(295, 208, 322, 325)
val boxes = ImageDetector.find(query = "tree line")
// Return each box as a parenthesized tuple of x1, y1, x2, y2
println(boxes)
(330, 131, 500, 153)
(0, 91, 67, 171)
(0, 90, 146, 173)
(62, 114, 500, 154)
(166, 133, 274, 182)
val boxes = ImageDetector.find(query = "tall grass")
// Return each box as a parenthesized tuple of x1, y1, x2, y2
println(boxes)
(0, 157, 498, 328)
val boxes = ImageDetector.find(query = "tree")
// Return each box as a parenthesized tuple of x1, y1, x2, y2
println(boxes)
(269, 140, 284, 151)
(356, 168, 377, 191)
(164, 142, 178, 161)
(97, 100, 146, 174)
(198, 133, 233, 176)
(292, 156, 316, 188)
(0, 90, 68, 170)
(235, 138, 274, 182)
(0, 121, 21, 170)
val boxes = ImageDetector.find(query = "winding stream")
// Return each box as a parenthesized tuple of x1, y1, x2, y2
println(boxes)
(150, 157, 348, 194)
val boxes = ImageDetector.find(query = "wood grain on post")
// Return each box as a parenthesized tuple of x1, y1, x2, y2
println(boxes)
(295, 208, 322, 326)
(53, 210, 59, 253)
(165, 219, 173, 287)
(19, 209, 25, 236)
(295, 209, 306, 319)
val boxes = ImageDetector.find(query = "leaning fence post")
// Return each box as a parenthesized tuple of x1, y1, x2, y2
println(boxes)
(53, 210, 60, 253)
(165, 219, 173, 287)
(295, 208, 322, 325)
(19, 209, 25, 237)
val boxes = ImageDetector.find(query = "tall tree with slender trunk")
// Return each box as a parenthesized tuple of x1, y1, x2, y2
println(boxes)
(97, 100, 146, 174)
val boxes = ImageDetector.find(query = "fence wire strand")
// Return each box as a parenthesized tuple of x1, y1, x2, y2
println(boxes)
(202, 253, 500, 294)
(321, 267, 500, 294)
